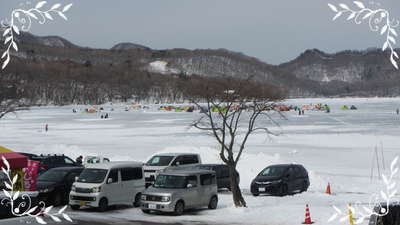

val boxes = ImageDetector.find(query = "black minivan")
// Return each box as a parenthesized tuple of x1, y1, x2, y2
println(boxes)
(250, 164, 309, 196)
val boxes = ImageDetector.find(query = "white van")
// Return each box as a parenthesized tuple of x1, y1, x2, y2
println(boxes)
(143, 153, 201, 187)
(69, 161, 145, 211)
(83, 156, 110, 166)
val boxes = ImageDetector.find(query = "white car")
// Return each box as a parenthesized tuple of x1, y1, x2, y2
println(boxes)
(143, 153, 201, 187)
(69, 161, 145, 211)
(83, 156, 110, 166)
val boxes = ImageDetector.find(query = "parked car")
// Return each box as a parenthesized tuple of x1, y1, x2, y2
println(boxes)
(30, 154, 79, 175)
(250, 164, 309, 196)
(17, 152, 39, 160)
(140, 170, 218, 215)
(369, 203, 400, 225)
(190, 164, 239, 190)
(143, 153, 201, 187)
(83, 156, 110, 166)
(69, 161, 145, 211)
(37, 167, 84, 206)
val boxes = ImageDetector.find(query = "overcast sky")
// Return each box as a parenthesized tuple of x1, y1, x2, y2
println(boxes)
(1, 0, 400, 64)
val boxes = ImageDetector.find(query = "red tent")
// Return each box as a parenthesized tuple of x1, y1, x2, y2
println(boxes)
(0, 146, 28, 169)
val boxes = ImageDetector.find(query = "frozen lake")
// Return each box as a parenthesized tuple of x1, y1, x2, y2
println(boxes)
(1, 97, 400, 225)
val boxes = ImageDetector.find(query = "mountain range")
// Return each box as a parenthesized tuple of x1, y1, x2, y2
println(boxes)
(1, 30, 400, 105)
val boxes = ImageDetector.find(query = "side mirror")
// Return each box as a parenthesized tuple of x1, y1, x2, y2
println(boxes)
(107, 178, 113, 184)
(186, 183, 193, 188)
(74, 176, 79, 182)
(175, 162, 180, 166)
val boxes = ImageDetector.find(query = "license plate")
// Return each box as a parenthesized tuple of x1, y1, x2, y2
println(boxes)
(258, 187, 266, 192)
(79, 201, 88, 206)
(148, 204, 157, 209)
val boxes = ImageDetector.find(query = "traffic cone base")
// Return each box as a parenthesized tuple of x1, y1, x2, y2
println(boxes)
(302, 204, 314, 224)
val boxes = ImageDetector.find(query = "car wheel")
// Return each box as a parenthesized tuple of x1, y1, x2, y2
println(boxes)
(142, 209, 151, 214)
(252, 192, 259, 196)
(208, 196, 218, 209)
(53, 193, 63, 206)
(279, 184, 288, 196)
(98, 198, 108, 212)
(174, 201, 184, 216)
(133, 193, 141, 207)
(70, 205, 80, 210)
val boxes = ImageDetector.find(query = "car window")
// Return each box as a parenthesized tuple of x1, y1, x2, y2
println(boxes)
(121, 167, 143, 181)
(200, 174, 215, 185)
(186, 175, 198, 187)
(107, 169, 118, 183)
(183, 155, 199, 164)
(287, 167, 295, 179)
(293, 166, 302, 178)
(64, 157, 75, 165)
(172, 156, 185, 165)
(132, 167, 143, 179)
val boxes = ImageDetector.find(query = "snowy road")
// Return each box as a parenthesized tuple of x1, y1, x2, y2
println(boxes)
(1, 98, 400, 225)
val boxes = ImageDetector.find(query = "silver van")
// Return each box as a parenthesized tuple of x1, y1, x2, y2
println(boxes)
(143, 153, 201, 187)
(140, 170, 218, 215)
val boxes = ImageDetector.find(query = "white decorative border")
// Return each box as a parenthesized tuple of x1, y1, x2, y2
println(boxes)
(1, 1, 73, 69)
(328, 1, 399, 69)
(328, 156, 399, 224)
(1, 157, 72, 224)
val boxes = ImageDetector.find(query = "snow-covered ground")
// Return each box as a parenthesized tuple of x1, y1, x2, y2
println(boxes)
(1, 98, 400, 225)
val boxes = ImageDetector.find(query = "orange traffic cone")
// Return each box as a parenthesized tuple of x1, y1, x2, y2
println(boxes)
(303, 204, 314, 224)
(325, 183, 332, 195)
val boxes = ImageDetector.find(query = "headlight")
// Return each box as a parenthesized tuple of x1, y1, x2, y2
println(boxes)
(270, 180, 282, 184)
(161, 196, 170, 202)
(39, 188, 50, 193)
(71, 185, 76, 192)
(141, 195, 147, 201)
(92, 186, 101, 193)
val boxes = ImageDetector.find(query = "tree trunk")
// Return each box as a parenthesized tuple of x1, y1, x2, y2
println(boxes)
(228, 164, 246, 207)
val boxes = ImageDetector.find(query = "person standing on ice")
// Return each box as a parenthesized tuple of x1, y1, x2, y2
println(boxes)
(396, 108, 399, 115)
(45, 124, 48, 132)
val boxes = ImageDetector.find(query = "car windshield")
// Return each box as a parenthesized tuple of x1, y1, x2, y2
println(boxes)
(146, 156, 174, 166)
(78, 169, 108, 183)
(260, 166, 287, 177)
(38, 170, 68, 182)
(153, 175, 187, 188)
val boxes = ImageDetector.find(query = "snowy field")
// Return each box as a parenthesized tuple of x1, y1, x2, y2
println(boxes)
(1, 98, 400, 225)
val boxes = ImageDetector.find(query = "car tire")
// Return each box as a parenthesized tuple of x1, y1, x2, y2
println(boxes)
(279, 184, 288, 197)
(53, 193, 63, 206)
(252, 193, 259, 197)
(208, 196, 218, 209)
(70, 205, 80, 210)
(174, 201, 184, 216)
(142, 209, 151, 214)
(133, 193, 141, 207)
(98, 198, 108, 212)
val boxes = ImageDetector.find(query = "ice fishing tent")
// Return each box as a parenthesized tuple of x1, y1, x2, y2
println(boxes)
(340, 105, 349, 110)
(0, 146, 28, 191)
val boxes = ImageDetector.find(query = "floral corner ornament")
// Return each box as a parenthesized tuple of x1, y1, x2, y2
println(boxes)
(1, 1, 73, 70)
(1, 156, 73, 224)
(328, 156, 399, 224)
(328, 1, 399, 69)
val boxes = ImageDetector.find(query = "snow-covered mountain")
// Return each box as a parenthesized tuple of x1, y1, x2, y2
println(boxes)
(1, 31, 400, 105)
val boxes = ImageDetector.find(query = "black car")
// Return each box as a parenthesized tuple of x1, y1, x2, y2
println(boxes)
(250, 164, 309, 196)
(31, 154, 79, 175)
(18, 152, 39, 160)
(194, 164, 239, 190)
(37, 167, 84, 206)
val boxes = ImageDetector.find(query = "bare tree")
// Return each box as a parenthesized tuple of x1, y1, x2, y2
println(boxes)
(0, 100, 18, 119)
(184, 76, 285, 207)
